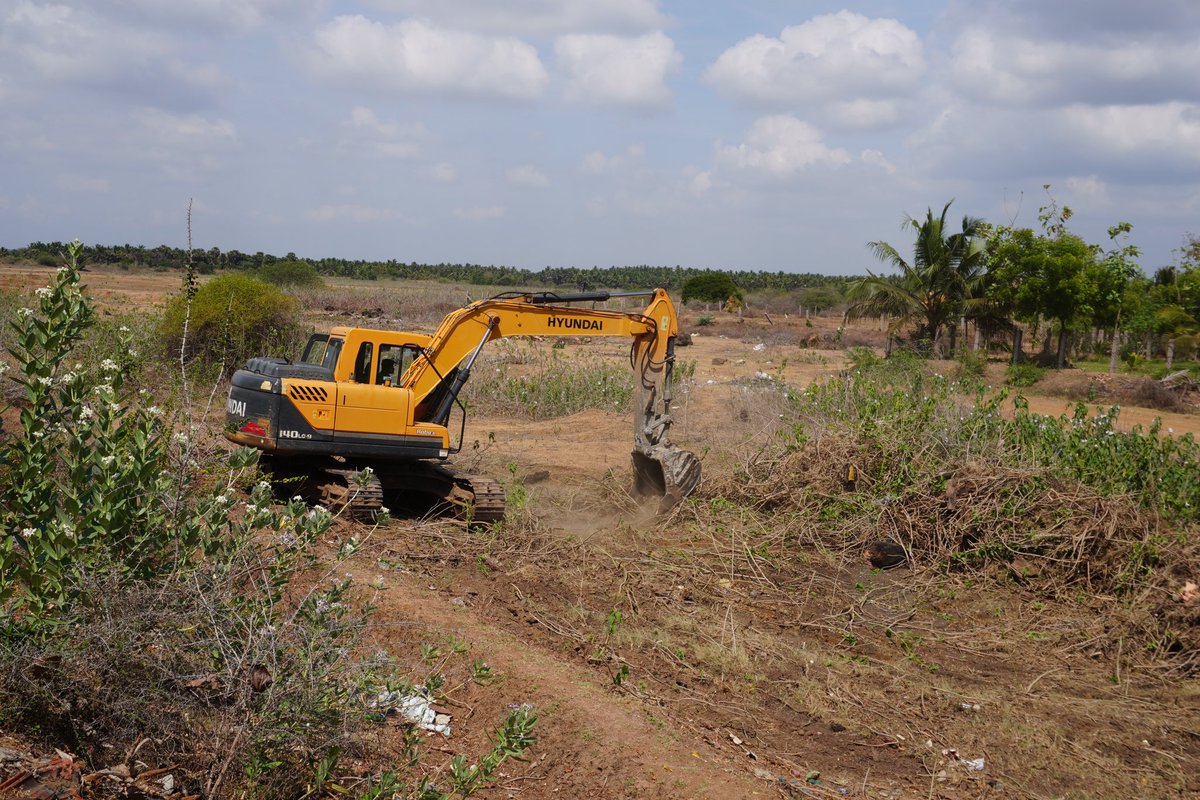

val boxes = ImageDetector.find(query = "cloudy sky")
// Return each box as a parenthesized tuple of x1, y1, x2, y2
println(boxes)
(1, 1, 1198, 275)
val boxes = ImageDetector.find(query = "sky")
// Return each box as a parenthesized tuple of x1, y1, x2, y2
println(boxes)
(1, 0, 1199, 276)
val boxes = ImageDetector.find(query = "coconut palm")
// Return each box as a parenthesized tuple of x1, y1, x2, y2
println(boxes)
(846, 202, 987, 356)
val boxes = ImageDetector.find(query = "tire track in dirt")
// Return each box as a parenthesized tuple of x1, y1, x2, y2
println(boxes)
(356, 570, 771, 799)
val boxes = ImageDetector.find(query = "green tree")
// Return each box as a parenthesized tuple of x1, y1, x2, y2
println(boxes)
(1094, 223, 1142, 372)
(1001, 232, 1097, 368)
(159, 273, 301, 366)
(681, 272, 744, 307)
(256, 258, 323, 288)
(847, 201, 987, 356)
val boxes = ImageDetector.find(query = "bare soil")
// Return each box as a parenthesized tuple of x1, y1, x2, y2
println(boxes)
(3, 263, 1199, 799)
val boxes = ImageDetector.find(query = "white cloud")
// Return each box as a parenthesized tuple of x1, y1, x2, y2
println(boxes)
(706, 12, 924, 114)
(310, 16, 548, 101)
(828, 99, 898, 128)
(507, 164, 550, 188)
(556, 32, 680, 108)
(107, 0, 321, 35)
(360, 0, 668, 36)
(455, 205, 506, 220)
(54, 173, 110, 193)
(1061, 102, 1200, 161)
(338, 107, 431, 159)
(860, 149, 896, 174)
(306, 204, 409, 223)
(136, 109, 237, 147)
(580, 143, 645, 174)
(1064, 175, 1108, 205)
(949, 26, 1200, 107)
(715, 115, 851, 178)
(421, 162, 457, 182)
(0, 1, 226, 107)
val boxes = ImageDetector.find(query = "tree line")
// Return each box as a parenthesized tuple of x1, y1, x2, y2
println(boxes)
(0, 241, 852, 293)
(846, 191, 1200, 368)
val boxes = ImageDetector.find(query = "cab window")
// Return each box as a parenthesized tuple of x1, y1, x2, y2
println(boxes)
(353, 342, 373, 383)
(300, 334, 328, 365)
(376, 344, 420, 386)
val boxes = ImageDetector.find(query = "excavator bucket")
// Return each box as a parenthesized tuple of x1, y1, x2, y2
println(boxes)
(632, 444, 701, 511)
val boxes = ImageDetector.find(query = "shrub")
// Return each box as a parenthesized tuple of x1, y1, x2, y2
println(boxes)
(954, 349, 987, 381)
(681, 272, 743, 306)
(256, 258, 323, 288)
(465, 350, 633, 418)
(159, 273, 302, 366)
(1006, 362, 1044, 387)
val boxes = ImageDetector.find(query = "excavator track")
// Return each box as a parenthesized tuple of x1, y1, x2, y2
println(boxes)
(371, 462, 507, 525)
(317, 467, 385, 517)
(456, 474, 506, 524)
(261, 456, 504, 523)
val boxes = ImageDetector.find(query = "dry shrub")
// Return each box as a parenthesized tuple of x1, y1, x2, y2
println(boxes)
(1036, 370, 1188, 412)
(1113, 376, 1188, 411)
(1028, 368, 1110, 401)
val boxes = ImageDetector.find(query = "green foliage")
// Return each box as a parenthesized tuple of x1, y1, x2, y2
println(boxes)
(954, 349, 987, 381)
(465, 350, 633, 418)
(847, 201, 987, 356)
(256, 258, 324, 288)
(797, 286, 843, 312)
(159, 272, 301, 366)
(803, 357, 1200, 525)
(1005, 362, 1044, 387)
(681, 272, 744, 306)
(696, 315, 714, 326)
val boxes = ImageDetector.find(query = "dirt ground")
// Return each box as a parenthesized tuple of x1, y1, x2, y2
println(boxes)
(3, 262, 1199, 799)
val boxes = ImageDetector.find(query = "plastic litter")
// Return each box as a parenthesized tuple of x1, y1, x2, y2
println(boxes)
(369, 687, 452, 737)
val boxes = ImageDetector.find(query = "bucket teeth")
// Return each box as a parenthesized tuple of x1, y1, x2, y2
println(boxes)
(632, 445, 701, 511)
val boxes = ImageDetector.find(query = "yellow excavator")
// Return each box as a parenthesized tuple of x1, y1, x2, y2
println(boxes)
(224, 289, 701, 522)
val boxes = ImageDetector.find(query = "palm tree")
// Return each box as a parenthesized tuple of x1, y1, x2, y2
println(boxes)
(846, 202, 987, 357)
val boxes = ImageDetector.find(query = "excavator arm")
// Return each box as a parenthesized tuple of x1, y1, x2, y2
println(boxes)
(402, 289, 700, 505)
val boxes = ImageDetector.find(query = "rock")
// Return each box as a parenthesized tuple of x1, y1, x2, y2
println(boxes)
(865, 539, 906, 569)
(0, 747, 25, 762)
(523, 470, 551, 484)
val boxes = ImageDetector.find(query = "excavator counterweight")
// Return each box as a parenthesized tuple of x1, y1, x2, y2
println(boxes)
(225, 288, 700, 520)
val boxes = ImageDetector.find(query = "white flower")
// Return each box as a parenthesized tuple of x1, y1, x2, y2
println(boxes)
(215, 494, 229, 505)
(100, 455, 116, 467)
(78, 406, 95, 421)
(36, 376, 53, 386)
(147, 406, 162, 416)
(21, 528, 36, 537)
(93, 384, 112, 396)
(16, 307, 33, 319)
(100, 359, 118, 372)
(35, 287, 52, 299)
(119, 326, 130, 333)
(0, 363, 8, 376)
